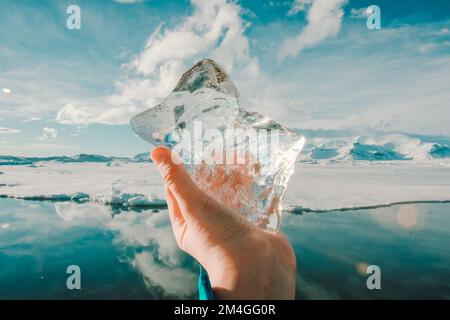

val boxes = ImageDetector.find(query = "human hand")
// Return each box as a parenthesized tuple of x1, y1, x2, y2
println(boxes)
(151, 146, 296, 299)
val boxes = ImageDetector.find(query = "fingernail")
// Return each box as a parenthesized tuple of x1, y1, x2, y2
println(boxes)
(150, 147, 170, 164)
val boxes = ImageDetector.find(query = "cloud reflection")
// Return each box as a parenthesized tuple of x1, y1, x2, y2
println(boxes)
(54, 202, 197, 298)
(396, 205, 418, 228)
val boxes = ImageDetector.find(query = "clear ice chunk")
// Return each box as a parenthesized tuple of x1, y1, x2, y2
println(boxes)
(130, 59, 305, 230)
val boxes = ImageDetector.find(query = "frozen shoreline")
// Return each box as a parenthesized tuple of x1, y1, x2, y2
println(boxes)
(1, 160, 450, 211)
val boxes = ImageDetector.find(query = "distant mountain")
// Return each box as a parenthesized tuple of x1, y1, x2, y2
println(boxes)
(0, 153, 150, 166)
(350, 143, 411, 161)
(133, 152, 152, 162)
(297, 131, 450, 162)
(430, 144, 450, 159)
(71, 154, 114, 162)
(2, 131, 450, 166)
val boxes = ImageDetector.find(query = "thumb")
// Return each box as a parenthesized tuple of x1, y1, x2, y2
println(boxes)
(151, 146, 203, 207)
(151, 146, 248, 237)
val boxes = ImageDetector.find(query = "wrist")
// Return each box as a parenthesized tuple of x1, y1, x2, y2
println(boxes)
(201, 231, 272, 299)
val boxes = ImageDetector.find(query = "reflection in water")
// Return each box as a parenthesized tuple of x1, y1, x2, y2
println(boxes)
(107, 207, 197, 297)
(396, 205, 418, 228)
(283, 203, 450, 299)
(367, 204, 423, 231)
(355, 262, 370, 276)
(54, 202, 109, 224)
(0, 198, 449, 299)
(54, 202, 197, 298)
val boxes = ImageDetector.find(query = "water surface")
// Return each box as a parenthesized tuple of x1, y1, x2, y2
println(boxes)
(0, 198, 449, 299)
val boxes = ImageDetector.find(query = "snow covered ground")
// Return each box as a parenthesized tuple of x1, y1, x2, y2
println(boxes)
(1, 159, 449, 211)
(0, 162, 165, 206)
(285, 160, 450, 211)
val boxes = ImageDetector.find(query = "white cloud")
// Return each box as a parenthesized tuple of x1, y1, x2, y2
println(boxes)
(0, 127, 20, 134)
(2, 88, 11, 94)
(288, 0, 312, 16)
(57, 0, 259, 126)
(243, 21, 450, 136)
(57, 103, 117, 125)
(350, 7, 369, 19)
(418, 43, 437, 54)
(37, 127, 58, 141)
(133, 252, 196, 297)
(431, 28, 450, 36)
(278, 0, 348, 62)
(22, 117, 41, 123)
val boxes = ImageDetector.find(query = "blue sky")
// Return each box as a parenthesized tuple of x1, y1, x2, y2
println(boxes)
(0, 0, 449, 157)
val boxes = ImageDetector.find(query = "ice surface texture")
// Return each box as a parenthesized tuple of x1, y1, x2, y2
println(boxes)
(130, 59, 305, 230)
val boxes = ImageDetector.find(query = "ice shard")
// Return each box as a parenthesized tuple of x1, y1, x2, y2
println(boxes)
(131, 59, 305, 230)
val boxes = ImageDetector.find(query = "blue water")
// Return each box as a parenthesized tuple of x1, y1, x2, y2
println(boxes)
(0, 198, 449, 299)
